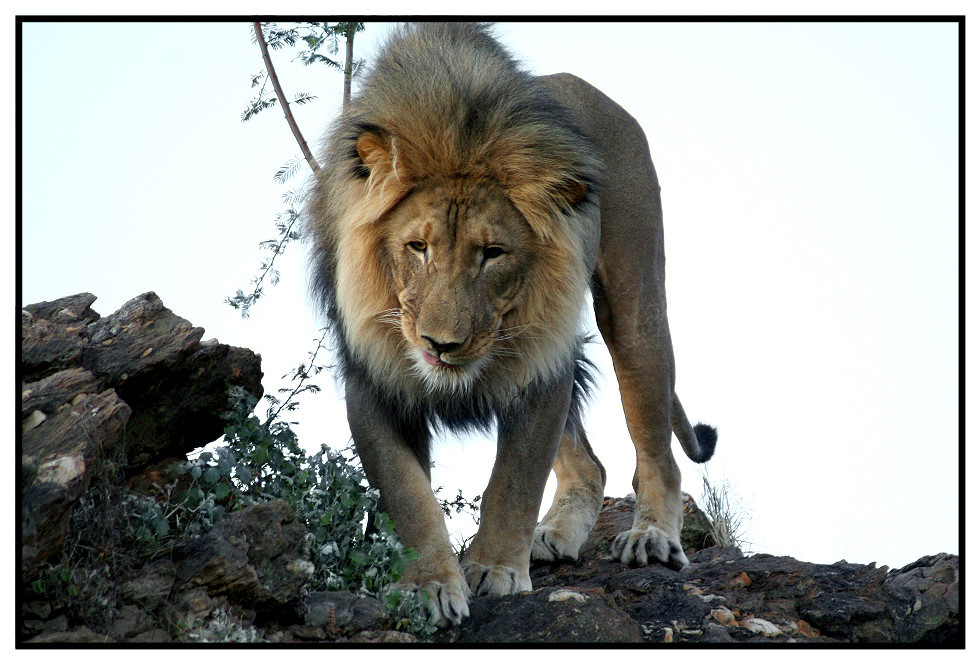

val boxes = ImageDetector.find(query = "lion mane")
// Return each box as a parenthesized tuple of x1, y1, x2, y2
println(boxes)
(308, 22, 600, 423)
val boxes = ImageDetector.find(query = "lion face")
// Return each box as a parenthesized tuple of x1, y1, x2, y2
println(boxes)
(382, 181, 536, 393)
(327, 127, 596, 406)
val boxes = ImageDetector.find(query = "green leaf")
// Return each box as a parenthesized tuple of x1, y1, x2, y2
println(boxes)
(203, 467, 221, 484)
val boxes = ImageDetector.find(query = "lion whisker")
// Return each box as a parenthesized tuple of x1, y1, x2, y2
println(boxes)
(375, 308, 403, 329)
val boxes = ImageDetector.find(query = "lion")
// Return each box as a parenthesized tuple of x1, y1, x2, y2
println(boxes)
(307, 22, 717, 626)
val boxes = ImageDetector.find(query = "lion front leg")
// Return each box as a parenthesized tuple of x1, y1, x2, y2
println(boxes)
(461, 371, 574, 596)
(345, 371, 470, 626)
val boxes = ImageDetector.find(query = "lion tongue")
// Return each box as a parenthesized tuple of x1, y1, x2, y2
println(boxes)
(423, 351, 457, 368)
(423, 351, 445, 366)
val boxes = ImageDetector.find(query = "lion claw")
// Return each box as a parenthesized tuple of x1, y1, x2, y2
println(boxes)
(461, 560, 532, 596)
(610, 526, 689, 570)
(531, 525, 579, 562)
(392, 578, 470, 627)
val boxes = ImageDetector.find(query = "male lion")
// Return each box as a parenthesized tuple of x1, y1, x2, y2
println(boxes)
(308, 23, 717, 626)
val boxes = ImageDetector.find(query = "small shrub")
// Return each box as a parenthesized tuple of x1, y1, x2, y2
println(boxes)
(183, 608, 264, 643)
(167, 386, 429, 632)
(699, 468, 750, 551)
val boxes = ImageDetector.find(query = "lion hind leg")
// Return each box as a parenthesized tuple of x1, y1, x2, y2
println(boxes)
(531, 428, 606, 562)
(610, 522, 687, 570)
(612, 422, 689, 570)
(593, 291, 690, 571)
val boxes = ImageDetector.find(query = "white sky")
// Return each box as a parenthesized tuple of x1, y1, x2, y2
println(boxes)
(14, 9, 968, 581)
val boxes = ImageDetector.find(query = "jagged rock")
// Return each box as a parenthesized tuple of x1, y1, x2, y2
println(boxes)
(22, 368, 100, 422)
(680, 491, 717, 553)
(20, 292, 264, 580)
(25, 625, 110, 644)
(22, 294, 100, 383)
(348, 630, 419, 643)
(107, 604, 158, 641)
(303, 591, 391, 636)
(118, 560, 177, 613)
(174, 500, 313, 611)
(885, 554, 960, 644)
(449, 499, 961, 645)
(21, 368, 131, 578)
(438, 586, 643, 643)
(21, 292, 264, 472)
(78, 292, 264, 469)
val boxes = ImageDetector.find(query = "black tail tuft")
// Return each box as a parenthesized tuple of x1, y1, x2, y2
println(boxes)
(692, 423, 718, 463)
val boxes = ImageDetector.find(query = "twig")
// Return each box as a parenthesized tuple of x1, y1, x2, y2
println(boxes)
(263, 328, 331, 428)
(343, 22, 355, 108)
(253, 22, 321, 173)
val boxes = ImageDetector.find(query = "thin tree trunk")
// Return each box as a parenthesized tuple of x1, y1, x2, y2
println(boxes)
(343, 23, 355, 109)
(253, 22, 320, 173)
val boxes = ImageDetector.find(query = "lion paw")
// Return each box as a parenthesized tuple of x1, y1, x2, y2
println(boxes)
(531, 524, 582, 562)
(461, 560, 532, 597)
(392, 577, 470, 627)
(610, 525, 689, 570)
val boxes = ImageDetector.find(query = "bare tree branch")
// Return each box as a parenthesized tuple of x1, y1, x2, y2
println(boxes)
(253, 22, 320, 173)
(343, 23, 355, 109)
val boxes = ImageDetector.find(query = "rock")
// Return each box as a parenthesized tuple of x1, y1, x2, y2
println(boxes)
(20, 292, 264, 580)
(21, 370, 131, 578)
(24, 292, 101, 325)
(174, 500, 312, 610)
(125, 629, 173, 643)
(885, 554, 960, 644)
(348, 629, 419, 643)
(681, 491, 717, 553)
(118, 561, 177, 612)
(108, 604, 157, 640)
(25, 625, 110, 644)
(438, 586, 643, 644)
(21, 292, 264, 473)
(21, 368, 99, 420)
(21, 294, 99, 383)
(303, 591, 391, 636)
(78, 292, 263, 469)
(517, 498, 960, 645)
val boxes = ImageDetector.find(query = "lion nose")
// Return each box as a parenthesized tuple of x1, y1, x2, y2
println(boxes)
(422, 335, 463, 355)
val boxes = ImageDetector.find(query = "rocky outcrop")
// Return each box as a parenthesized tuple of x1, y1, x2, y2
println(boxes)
(21, 369, 131, 582)
(174, 499, 313, 611)
(429, 497, 961, 645)
(21, 292, 263, 579)
(19, 293, 960, 645)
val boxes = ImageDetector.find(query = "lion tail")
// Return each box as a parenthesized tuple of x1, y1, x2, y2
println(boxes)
(672, 393, 717, 463)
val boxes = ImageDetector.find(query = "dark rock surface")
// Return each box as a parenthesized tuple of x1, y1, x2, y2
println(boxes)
(22, 293, 100, 383)
(21, 371, 131, 579)
(303, 591, 391, 637)
(23, 292, 264, 471)
(438, 586, 643, 643)
(20, 292, 264, 578)
(174, 500, 313, 611)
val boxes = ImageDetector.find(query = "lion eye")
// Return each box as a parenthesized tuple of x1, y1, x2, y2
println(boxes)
(407, 240, 428, 255)
(482, 246, 506, 262)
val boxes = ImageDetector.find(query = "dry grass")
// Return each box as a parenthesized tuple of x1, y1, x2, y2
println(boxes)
(699, 468, 750, 551)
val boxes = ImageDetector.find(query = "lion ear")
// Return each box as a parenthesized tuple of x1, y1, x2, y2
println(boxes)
(356, 132, 395, 176)
(556, 179, 588, 207)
